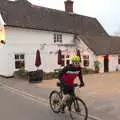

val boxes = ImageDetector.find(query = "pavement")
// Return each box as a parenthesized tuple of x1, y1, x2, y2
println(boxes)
(0, 71, 120, 120)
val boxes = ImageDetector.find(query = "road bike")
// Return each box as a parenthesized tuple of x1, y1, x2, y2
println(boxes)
(49, 82, 88, 120)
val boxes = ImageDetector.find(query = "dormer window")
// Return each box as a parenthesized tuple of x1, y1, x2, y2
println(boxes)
(54, 33, 62, 43)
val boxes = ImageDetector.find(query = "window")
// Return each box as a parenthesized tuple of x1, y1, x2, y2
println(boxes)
(83, 55, 89, 67)
(118, 55, 120, 64)
(66, 60, 70, 65)
(66, 55, 70, 65)
(61, 55, 65, 66)
(60, 54, 70, 66)
(15, 54, 25, 69)
(54, 33, 62, 43)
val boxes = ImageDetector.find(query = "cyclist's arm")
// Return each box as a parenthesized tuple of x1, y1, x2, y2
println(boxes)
(58, 66, 68, 84)
(78, 68, 84, 85)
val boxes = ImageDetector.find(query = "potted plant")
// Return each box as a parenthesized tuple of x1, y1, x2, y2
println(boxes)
(94, 60, 101, 73)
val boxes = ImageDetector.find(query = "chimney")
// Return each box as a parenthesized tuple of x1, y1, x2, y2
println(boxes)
(64, 0, 74, 13)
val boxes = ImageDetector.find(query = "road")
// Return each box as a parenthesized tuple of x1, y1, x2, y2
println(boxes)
(0, 84, 93, 120)
(1, 72, 120, 120)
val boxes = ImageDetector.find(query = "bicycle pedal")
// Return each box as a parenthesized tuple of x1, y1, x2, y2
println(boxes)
(59, 107, 65, 113)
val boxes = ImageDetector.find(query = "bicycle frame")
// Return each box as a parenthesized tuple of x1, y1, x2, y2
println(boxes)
(57, 84, 80, 111)
(49, 83, 88, 120)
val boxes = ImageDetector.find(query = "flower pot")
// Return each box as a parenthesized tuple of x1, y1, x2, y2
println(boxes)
(95, 67, 100, 73)
(28, 70, 43, 83)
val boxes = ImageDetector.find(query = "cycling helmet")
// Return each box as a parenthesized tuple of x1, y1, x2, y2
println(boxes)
(71, 56, 80, 62)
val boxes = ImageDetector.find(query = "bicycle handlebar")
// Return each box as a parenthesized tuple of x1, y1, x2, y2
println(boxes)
(72, 83, 82, 88)
(57, 82, 82, 88)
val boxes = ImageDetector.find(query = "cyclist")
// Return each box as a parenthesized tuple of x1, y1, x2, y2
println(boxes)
(58, 55, 85, 113)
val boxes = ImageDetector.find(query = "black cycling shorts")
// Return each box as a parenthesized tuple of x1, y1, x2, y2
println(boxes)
(63, 85, 74, 95)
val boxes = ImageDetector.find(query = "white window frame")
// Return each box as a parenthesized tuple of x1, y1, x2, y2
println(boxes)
(54, 33, 62, 43)
(82, 55, 89, 67)
(61, 54, 70, 66)
(15, 53, 25, 69)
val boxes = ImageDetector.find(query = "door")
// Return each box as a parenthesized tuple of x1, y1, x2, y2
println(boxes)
(104, 55, 109, 72)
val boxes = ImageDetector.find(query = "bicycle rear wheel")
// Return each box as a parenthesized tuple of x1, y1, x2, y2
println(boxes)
(69, 97, 88, 120)
(49, 90, 61, 113)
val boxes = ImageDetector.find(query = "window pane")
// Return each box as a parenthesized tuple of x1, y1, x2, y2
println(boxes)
(83, 60, 89, 67)
(60, 39, 62, 43)
(15, 61, 21, 69)
(59, 34, 62, 42)
(61, 60, 65, 66)
(66, 60, 70, 65)
(57, 34, 59, 42)
(54, 33, 62, 43)
(20, 54, 24, 59)
(54, 34, 56, 43)
(15, 60, 25, 69)
(66, 55, 69, 58)
(60, 34, 62, 39)
(83, 55, 89, 59)
(15, 54, 19, 59)
(20, 61, 25, 67)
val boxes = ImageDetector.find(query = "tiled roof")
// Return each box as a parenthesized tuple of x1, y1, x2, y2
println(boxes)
(0, 0, 108, 37)
(0, 0, 120, 55)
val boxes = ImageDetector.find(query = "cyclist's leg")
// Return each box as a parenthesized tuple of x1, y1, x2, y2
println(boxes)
(60, 86, 74, 112)
(62, 85, 72, 103)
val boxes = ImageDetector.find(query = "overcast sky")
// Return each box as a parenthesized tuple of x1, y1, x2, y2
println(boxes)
(28, 0, 120, 35)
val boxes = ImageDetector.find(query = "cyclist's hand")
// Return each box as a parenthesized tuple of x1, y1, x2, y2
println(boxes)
(79, 83, 85, 87)
(73, 83, 78, 87)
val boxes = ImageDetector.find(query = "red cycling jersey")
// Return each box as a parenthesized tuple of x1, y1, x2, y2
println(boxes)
(58, 64, 83, 86)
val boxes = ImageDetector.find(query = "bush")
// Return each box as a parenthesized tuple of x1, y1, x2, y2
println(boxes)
(43, 68, 95, 80)
(94, 60, 101, 73)
(43, 72, 59, 80)
(54, 69, 62, 73)
(14, 68, 28, 79)
(82, 68, 95, 74)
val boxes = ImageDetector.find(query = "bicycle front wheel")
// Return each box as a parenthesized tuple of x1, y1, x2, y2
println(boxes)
(70, 97, 88, 120)
(49, 90, 61, 113)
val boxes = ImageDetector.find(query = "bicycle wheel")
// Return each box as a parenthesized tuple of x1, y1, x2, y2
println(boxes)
(69, 97, 88, 120)
(49, 90, 61, 113)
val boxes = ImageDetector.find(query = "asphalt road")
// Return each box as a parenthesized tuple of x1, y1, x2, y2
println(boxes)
(0, 85, 93, 120)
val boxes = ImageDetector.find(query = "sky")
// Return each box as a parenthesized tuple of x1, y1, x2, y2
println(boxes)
(28, 0, 120, 35)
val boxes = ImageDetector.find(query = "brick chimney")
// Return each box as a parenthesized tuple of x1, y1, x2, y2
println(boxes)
(64, 0, 74, 13)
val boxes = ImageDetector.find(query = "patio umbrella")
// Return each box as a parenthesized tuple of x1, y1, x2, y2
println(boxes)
(76, 49, 81, 62)
(58, 49, 62, 65)
(35, 49, 41, 68)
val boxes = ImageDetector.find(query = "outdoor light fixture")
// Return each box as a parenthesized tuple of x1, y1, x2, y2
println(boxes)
(0, 13, 5, 45)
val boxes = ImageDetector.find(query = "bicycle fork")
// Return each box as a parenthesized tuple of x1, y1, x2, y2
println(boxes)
(66, 97, 74, 111)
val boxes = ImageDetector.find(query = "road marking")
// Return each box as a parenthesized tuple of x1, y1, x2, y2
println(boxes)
(0, 82, 103, 120)
(88, 115, 103, 120)
(0, 82, 49, 106)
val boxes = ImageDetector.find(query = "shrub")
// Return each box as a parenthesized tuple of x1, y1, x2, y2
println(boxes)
(43, 72, 59, 80)
(94, 60, 101, 73)
(82, 68, 95, 74)
(43, 68, 95, 80)
(14, 68, 28, 79)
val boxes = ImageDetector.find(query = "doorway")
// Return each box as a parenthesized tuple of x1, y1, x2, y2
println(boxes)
(104, 55, 109, 72)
